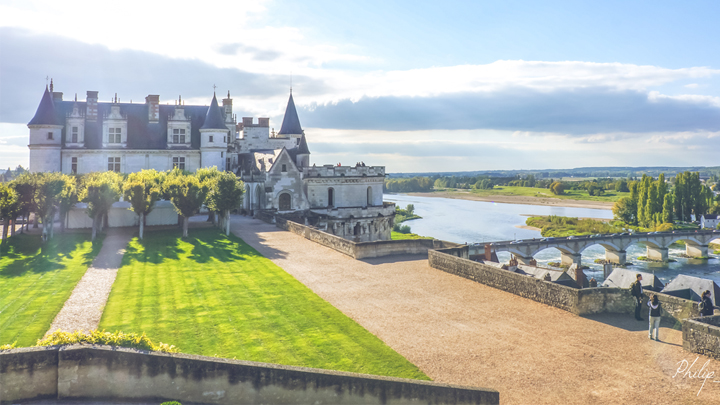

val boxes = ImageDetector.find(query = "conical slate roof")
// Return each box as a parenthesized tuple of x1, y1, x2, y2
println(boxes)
(200, 93, 227, 130)
(278, 92, 303, 135)
(28, 86, 61, 126)
(297, 133, 310, 154)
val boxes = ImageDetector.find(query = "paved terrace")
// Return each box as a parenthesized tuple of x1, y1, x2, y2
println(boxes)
(231, 215, 719, 405)
(477, 230, 720, 266)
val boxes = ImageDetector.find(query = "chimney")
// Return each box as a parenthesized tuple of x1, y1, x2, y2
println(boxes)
(52, 92, 63, 102)
(258, 117, 269, 127)
(242, 117, 253, 127)
(145, 95, 160, 122)
(222, 91, 232, 119)
(86, 91, 99, 121)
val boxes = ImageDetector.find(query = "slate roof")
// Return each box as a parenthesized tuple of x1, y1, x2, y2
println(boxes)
(278, 93, 303, 135)
(30, 89, 228, 150)
(200, 93, 227, 130)
(297, 133, 310, 154)
(28, 86, 62, 126)
(602, 269, 664, 292)
(661, 275, 720, 306)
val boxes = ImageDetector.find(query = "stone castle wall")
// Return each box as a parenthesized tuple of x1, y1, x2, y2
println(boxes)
(683, 315, 720, 360)
(0, 346, 499, 405)
(274, 216, 460, 259)
(428, 247, 698, 321)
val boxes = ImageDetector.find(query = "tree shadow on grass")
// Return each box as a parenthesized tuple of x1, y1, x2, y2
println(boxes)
(123, 229, 186, 265)
(187, 229, 246, 264)
(0, 234, 97, 278)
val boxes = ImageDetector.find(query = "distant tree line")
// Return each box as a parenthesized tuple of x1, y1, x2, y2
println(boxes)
(612, 172, 717, 227)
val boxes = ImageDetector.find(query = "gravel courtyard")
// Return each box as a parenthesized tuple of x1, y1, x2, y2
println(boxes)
(231, 215, 719, 405)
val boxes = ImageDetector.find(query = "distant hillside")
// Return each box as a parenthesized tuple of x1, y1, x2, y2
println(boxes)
(388, 166, 720, 179)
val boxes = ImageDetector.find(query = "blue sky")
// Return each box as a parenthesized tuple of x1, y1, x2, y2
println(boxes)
(1, 0, 719, 172)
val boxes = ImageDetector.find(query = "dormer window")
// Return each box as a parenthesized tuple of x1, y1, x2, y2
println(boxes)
(47, 132, 53, 140)
(173, 128, 186, 143)
(281, 164, 287, 172)
(109, 128, 121, 143)
(71, 127, 78, 143)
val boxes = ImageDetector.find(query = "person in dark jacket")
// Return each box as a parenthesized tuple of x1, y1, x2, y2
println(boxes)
(700, 290, 715, 317)
(630, 274, 645, 321)
(647, 294, 662, 341)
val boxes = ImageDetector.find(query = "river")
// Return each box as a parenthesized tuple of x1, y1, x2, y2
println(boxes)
(384, 194, 720, 285)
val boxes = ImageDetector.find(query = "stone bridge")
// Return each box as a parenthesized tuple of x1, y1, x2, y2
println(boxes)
(471, 230, 720, 266)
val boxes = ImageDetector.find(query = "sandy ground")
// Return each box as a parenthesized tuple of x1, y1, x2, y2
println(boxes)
(405, 191, 615, 210)
(45, 228, 133, 335)
(231, 215, 719, 405)
(515, 225, 541, 231)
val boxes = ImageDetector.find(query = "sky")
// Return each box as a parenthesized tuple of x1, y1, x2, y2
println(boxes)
(1, 0, 720, 173)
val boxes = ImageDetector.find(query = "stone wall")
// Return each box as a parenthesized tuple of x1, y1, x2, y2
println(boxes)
(0, 346, 499, 405)
(429, 249, 581, 314)
(683, 315, 720, 360)
(428, 248, 698, 321)
(276, 216, 461, 260)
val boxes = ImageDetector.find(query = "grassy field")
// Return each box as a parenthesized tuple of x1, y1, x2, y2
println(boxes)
(100, 229, 428, 380)
(465, 186, 629, 202)
(0, 233, 102, 347)
(391, 231, 432, 240)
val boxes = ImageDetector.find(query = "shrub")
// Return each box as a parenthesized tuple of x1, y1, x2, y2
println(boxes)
(161, 402, 182, 405)
(35, 330, 179, 353)
(0, 341, 17, 351)
(398, 225, 411, 234)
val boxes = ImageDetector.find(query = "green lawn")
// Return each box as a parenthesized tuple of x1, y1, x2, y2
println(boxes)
(99, 229, 428, 380)
(0, 233, 102, 347)
(391, 231, 432, 240)
(462, 186, 629, 202)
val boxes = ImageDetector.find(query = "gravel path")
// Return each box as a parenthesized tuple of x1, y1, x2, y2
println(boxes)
(230, 215, 719, 405)
(46, 228, 133, 335)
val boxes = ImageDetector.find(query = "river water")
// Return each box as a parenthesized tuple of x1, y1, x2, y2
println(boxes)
(384, 194, 720, 285)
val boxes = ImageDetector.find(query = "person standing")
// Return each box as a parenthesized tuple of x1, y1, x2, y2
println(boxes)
(647, 294, 662, 341)
(630, 274, 645, 321)
(700, 290, 715, 317)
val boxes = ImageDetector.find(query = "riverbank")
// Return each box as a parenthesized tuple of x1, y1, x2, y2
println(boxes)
(404, 190, 614, 210)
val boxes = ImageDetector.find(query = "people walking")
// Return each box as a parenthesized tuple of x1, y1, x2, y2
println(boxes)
(647, 294, 662, 341)
(630, 274, 645, 321)
(700, 290, 715, 317)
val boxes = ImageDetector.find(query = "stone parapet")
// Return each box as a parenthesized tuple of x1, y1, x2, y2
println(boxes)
(305, 165, 385, 178)
(0, 345, 499, 404)
(683, 315, 720, 360)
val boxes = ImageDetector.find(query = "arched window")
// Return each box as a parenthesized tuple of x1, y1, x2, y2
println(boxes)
(279, 193, 292, 211)
(328, 188, 335, 207)
(367, 186, 373, 206)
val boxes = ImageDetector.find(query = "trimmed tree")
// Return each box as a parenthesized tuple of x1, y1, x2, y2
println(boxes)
(0, 183, 20, 243)
(11, 173, 37, 233)
(196, 166, 222, 225)
(165, 172, 208, 238)
(206, 171, 244, 236)
(123, 169, 164, 239)
(57, 174, 79, 233)
(35, 172, 65, 239)
(80, 171, 122, 241)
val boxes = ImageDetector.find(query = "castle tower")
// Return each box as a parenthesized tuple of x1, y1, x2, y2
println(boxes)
(296, 133, 310, 168)
(28, 85, 63, 172)
(277, 91, 303, 140)
(199, 93, 229, 170)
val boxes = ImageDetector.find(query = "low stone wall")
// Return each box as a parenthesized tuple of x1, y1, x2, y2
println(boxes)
(276, 216, 356, 257)
(276, 216, 461, 260)
(0, 345, 499, 405)
(428, 249, 698, 322)
(683, 315, 720, 360)
(429, 249, 581, 314)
